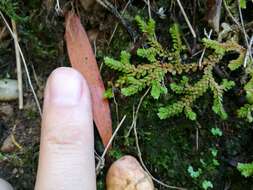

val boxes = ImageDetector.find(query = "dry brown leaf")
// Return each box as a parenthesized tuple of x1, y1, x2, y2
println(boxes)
(65, 12, 112, 147)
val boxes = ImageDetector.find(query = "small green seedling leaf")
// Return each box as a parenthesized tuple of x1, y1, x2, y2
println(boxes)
(211, 127, 223, 137)
(211, 148, 218, 157)
(237, 162, 253, 177)
(202, 180, 213, 190)
(187, 165, 202, 178)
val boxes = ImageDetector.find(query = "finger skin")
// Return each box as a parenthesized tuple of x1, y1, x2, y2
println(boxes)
(35, 67, 96, 190)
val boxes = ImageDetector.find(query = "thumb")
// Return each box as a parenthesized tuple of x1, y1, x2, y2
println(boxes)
(35, 67, 96, 190)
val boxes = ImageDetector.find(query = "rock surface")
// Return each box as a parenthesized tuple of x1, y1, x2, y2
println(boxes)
(0, 179, 13, 190)
(0, 79, 18, 101)
(106, 155, 154, 190)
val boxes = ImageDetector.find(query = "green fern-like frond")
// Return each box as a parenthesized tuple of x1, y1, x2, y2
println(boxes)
(209, 78, 235, 120)
(203, 39, 245, 57)
(203, 38, 226, 56)
(169, 24, 182, 53)
(135, 15, 155, 38)
(120, 51, 131, 65)
(158, 65, 234, 120)
(221, 79, 236, 91)
(104, 57, 134, 73)
(105, 16, 244, 121)
(137, 48, 157, 63)
(238, 104, 253, 122)
(228, 51, 246, 70)
(151, 80, 167, 99)
(169, 23, 184, 63)
(0, 0, 26, 21)
(121, 77, 147, 96)
(104, 51, 134, 73)
(158, 101, 185, 119)
(158, 66, 211, 120)
(170, 76, 189, 94)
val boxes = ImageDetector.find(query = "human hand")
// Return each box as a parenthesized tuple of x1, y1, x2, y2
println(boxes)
(35, 67, 96, 190)
(0, 67, 153, 190)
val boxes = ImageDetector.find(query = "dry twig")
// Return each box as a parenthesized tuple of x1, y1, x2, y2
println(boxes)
(244, 36, 253, 67)
(11, 20, 23, 109)
(96, 115, 127, 175)
(237, 0, 253, 66)
(55, 0, 63, 15)
(176, 0, 196, 38)
(0, 11, 42, 116)
(126, 88, 187, 189)
(96, 0, 137, 40)
(223, 0, 241, 28)
(126, 87, 150, 137)
(108, 0, 131, 45)
(133, 124, 186, 190)
(199, 29, 212, 67)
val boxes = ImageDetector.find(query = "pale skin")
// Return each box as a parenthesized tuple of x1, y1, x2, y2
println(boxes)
(35, 67, 97, 190)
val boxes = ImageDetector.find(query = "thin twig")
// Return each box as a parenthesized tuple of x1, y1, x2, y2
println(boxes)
(147, 0, 152, 19)
(55, 0, 63, 15)
(243, 36, 253, 67)
(0, 11, 42, 116)
(237, 0, 253, 66)
(96, 115, 127, 174)
(113, 91, 119, 125)
(96, 0, 137, 40)
(237, 0, 249, 43)
(223, 0, 253, 65)
(223, 0, 241, 28)
(133, 126, 186, 190)
(108, 0, 131, 45)
(126, 87, 150, 137)
(176, 0, 196, 38)
(11, 20, 23, 109)
(31, 63, 40, 87)
(199, 29, 212, 67)
(126, 88, 186, 189)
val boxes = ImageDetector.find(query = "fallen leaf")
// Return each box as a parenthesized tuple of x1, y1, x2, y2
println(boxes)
(65, 12, 112, 147)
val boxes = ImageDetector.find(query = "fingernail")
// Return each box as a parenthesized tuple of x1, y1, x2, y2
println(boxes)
(49, 68, 83, 106)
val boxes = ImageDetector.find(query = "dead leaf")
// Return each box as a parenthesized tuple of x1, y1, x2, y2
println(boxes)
(65, 12, 112, 147)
